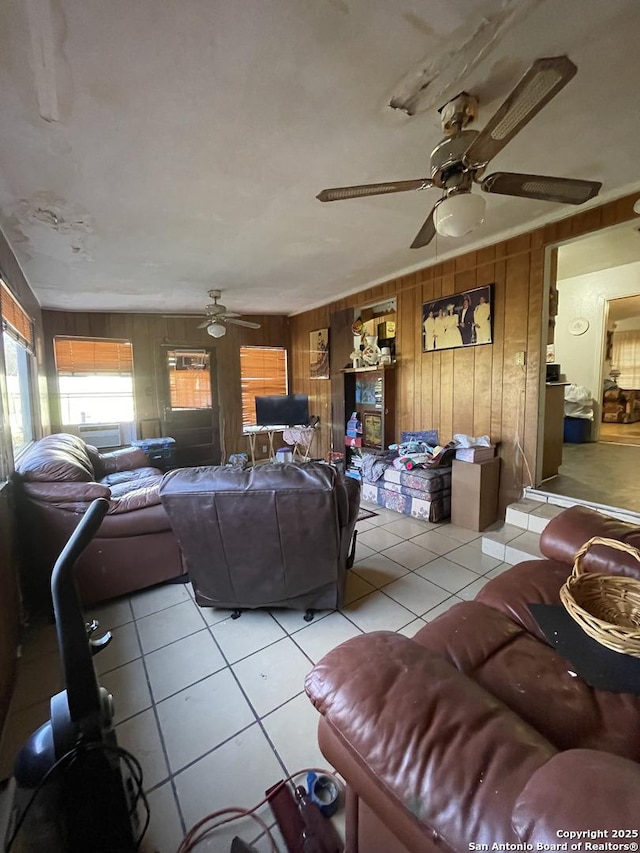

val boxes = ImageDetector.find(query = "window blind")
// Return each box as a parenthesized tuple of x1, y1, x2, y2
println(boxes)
(612, 330, 640, 388)
(169, 370, 212, 409)
(240, 346, 287, 427)
(54, 337, 133, 375)
(0, 281, 34, 351)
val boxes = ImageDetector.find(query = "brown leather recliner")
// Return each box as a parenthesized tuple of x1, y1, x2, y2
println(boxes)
(15, 433, 185, 608)
(305, 506, 640, 852)
(159, 461, 360, 613)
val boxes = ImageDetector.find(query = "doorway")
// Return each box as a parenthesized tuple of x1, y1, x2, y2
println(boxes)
(538, 221, 640, 513)
(599, 293, 640, 447)
(161, 346, 221, 466)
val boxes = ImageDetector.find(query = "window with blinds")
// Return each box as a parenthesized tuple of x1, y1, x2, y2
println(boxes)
(240, 346, 288, 427)
(166, 349, 212, 410)
(53, 336, 135, 425)
(1, 280, 34, 351)
(54, 338, 133, 375)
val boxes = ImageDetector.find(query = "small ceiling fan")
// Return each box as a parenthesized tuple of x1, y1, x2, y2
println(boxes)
(316, 56, 602, 249)
(167, 290, 261, 338)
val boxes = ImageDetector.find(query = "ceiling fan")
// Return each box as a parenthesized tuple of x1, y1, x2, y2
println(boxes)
(317, 56, 602, 249)
(167, 290, 261, 338)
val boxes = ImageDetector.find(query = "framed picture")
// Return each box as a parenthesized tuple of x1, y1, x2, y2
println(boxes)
(422, 284, 493, 352)
(310, 328, 330, 379)
(362, 412, 382, 448)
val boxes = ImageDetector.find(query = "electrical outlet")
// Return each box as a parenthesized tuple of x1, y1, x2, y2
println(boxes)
(515, 351, 526, 366)
(261, 444, 267, 453)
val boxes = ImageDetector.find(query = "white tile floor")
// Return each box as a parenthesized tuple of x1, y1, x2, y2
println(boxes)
(0, 502, 510, 851)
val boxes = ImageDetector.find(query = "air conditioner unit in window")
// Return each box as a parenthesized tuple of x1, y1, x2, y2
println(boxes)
(77, 423, 122, 450)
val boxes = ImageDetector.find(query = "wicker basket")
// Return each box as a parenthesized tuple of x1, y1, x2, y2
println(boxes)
(559, 536, 640, 657)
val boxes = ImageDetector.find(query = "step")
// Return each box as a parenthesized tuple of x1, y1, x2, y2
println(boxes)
(481, 523, 543, 564)
(481, 522, 524, 561)
(525, 487, 640, 526)
(505, 499, 566, 533)
(504, 530, 544, 565)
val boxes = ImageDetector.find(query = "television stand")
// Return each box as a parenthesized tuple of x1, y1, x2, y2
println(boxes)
(243, 424, 317, 466)
(243, 424, 287, 465)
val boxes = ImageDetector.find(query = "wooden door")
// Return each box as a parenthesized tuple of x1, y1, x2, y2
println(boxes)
(160, 346, 221, 466)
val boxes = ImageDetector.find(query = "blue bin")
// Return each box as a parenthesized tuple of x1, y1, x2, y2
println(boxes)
(132, 437, 176, 470)
(563, 417, 591, 443)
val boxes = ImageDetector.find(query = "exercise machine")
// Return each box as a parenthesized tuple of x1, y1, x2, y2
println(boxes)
(6, 498, 148, 851)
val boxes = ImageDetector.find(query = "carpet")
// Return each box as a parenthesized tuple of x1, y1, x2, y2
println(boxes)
(357, 508, 378, 522)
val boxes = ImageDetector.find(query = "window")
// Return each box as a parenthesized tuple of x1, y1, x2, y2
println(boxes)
(1, 280, 35, 457)
(54, 337, 135, 424)
(240, 346, 287, 428)
(611, 330, 640, 388)
(166, 349, 212, 410)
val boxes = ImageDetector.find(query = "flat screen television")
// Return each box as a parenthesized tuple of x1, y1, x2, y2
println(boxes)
(255, 394, 310, 427)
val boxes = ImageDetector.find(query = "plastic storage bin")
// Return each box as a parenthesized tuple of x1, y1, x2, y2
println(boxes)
(563, 417, 591, 443)
(132, 437, 176, 470)
(275, 447, 293, 463)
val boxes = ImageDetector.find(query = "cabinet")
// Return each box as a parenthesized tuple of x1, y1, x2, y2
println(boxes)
(542, 383, 568, 480)
(343, 365, 396, 476)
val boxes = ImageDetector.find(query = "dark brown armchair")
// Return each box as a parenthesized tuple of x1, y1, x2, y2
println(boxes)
(159, 461, 360, 615)
(305, 506, 640, 852)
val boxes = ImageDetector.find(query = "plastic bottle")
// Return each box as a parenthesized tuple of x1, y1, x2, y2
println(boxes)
(346, 412, 360, 437)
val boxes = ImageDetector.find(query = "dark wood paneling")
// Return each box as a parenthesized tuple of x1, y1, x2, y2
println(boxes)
(289, 191, 640, 515)
(329, 308, 353, 459)
(42, 311, 290, 460)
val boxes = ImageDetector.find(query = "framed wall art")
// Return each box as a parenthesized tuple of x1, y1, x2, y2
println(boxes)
(422, 284, 493, 352)
(362, 412, 382, 448)
(310, 328, 330, 379)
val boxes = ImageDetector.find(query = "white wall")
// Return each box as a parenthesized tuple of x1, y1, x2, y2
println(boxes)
(615, 316, 640, 332)
(556, 261, 640, 397)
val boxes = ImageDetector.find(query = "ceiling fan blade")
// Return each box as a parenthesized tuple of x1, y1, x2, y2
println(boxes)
(317, 178, 433, 202)
(481, 171, 602, 204)
(225, 318, 261, 329)
(410, 204, 438, 249)
(463, 56, 577, 168)
(196, 319, 212, 329)
(219, 312, 241, 319)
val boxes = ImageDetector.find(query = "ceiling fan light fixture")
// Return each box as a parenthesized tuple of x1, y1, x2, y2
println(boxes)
(434, 192, 486, 238)
(207, 321, 226, 338)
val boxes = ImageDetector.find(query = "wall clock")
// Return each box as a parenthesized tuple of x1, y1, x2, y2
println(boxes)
(569, 317, 590, 336)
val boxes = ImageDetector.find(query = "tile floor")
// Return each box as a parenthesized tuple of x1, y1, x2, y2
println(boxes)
(0, 502, 510, 852)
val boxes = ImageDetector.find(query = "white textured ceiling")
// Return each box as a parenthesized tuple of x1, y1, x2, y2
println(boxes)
(1, 0, 640, 317)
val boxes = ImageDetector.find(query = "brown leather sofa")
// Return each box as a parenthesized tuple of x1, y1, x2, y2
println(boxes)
(305, 505, 640, 852)
(15, 433, 185, 607)
(159, 461, 360, 613)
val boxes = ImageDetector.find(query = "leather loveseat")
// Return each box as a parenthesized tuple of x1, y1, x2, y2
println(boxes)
(15, 433, 185, 607)
(305, 505, 640, 852)
(159, 461, 360, 614)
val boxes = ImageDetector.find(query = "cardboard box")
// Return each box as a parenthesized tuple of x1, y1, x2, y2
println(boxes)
(451, 457, 501, 531)
(455, 445, 496, 463)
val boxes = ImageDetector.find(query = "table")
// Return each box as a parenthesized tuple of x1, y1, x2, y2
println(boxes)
(243, 425, 317, 466)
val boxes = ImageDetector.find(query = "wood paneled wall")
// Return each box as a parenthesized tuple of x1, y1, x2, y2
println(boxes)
(42, 311, 290, 460)
(290, 193, 639, 513)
